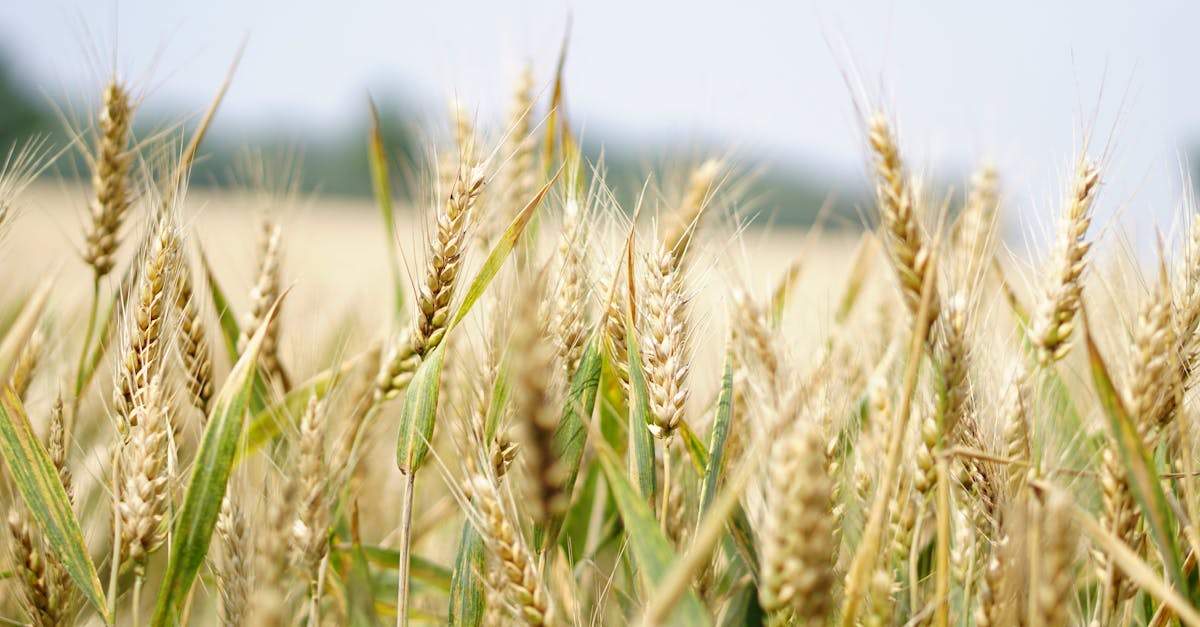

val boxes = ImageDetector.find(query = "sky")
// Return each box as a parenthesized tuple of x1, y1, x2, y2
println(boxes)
(3, 1, 1199, 246)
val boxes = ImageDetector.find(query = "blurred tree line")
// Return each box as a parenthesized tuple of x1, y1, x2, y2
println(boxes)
(0, 51, 858, 227)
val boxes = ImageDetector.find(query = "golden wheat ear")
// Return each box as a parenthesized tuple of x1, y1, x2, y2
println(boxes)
(83, 80, 136, 280)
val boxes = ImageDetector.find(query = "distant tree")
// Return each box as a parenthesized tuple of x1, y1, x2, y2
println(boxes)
(0, 51, 49, 151)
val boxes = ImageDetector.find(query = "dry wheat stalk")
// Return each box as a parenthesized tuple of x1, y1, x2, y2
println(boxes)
(83, 80, 135, 279)
(1030, 157, 1101, 365)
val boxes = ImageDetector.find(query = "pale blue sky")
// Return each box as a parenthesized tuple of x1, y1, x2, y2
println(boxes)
(3, 1, 1198, 242)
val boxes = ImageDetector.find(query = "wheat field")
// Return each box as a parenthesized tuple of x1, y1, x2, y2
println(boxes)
(1, 46, 1199, 627)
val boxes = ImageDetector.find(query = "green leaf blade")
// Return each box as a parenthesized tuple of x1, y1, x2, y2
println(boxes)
(396, 343, 446, 474)
(448, 521, 486, 627)
(1083, 317, 1189, 600)
(624, 320, 656, 505)
(152, 292, 286, 626)
(0, 389, 108, 622)
(699, 347, 735, 521)
(596, 446, 710, 625)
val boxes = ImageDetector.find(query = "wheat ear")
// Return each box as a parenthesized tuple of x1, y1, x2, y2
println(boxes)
(465, 475, 554, 625)
(175, 257, 214, 414)
(867, 112, 938, 326)
(1030, 157, 1101, 365)
(758, 423, 836, 623)
(83, 79, 135, 280)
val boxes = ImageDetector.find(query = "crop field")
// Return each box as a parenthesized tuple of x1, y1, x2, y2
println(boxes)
(1, 41, 1200, 627)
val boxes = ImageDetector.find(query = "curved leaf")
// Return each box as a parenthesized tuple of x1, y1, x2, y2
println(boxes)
(0, 388, 108, 621)
(1083, 313, 1190, 601)
(152, 292, 286, 626)
(699, 347, 735, 521)
(448, 522, 485, 627)
(624, 319, 656, 504)
(542, 333, 603, 548)
(596, 446, 709, 625)
(396, 343, 446, 474)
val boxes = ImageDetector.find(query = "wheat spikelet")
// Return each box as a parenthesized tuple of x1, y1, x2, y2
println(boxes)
(47, 398, 73, 505)
(239, 216, 289, 390)
(115, 375, 172, 571)
(867, 113, 938, 325)
(640, 243, 690, 439)
(974, 532, 1009, 627)
(1030, 157, 1101, 365)
(373, 155, 482, 405)
(249, 477, 298, 626)
(7, 509, 65, 627)
(9, 328, 41, 400)
(600, 267, 631, 390)
(1177, 207, 1200, 385)
(1001, 364, 1033, 498)
(175, 258, 213, 414)
(935, 292, 971, 437)
(375, 327, 421, 403)
(0, 137, 54, 235)
(291, 395, 331, 583)
(465, 475, 553, 625)
(512, 283, 566, 524)
(413, 161, 486, 357)
(1033, 490, 1075, 627)
(495, 64, 537, 235)
(217, 493, 251, 627)
(552, 194, 590, 377)
(952, 162, 1000, 280)
(732, 288, 780, 397)
(1096, 442, 1142, 613)
(862, 568, 895, 627)
(662, 158, 722, 265)
(1124, 273, 1178, 447)
(83, 79, 135, 279)
(758, 423, 836, 623)
(114, 214, 179, 431)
